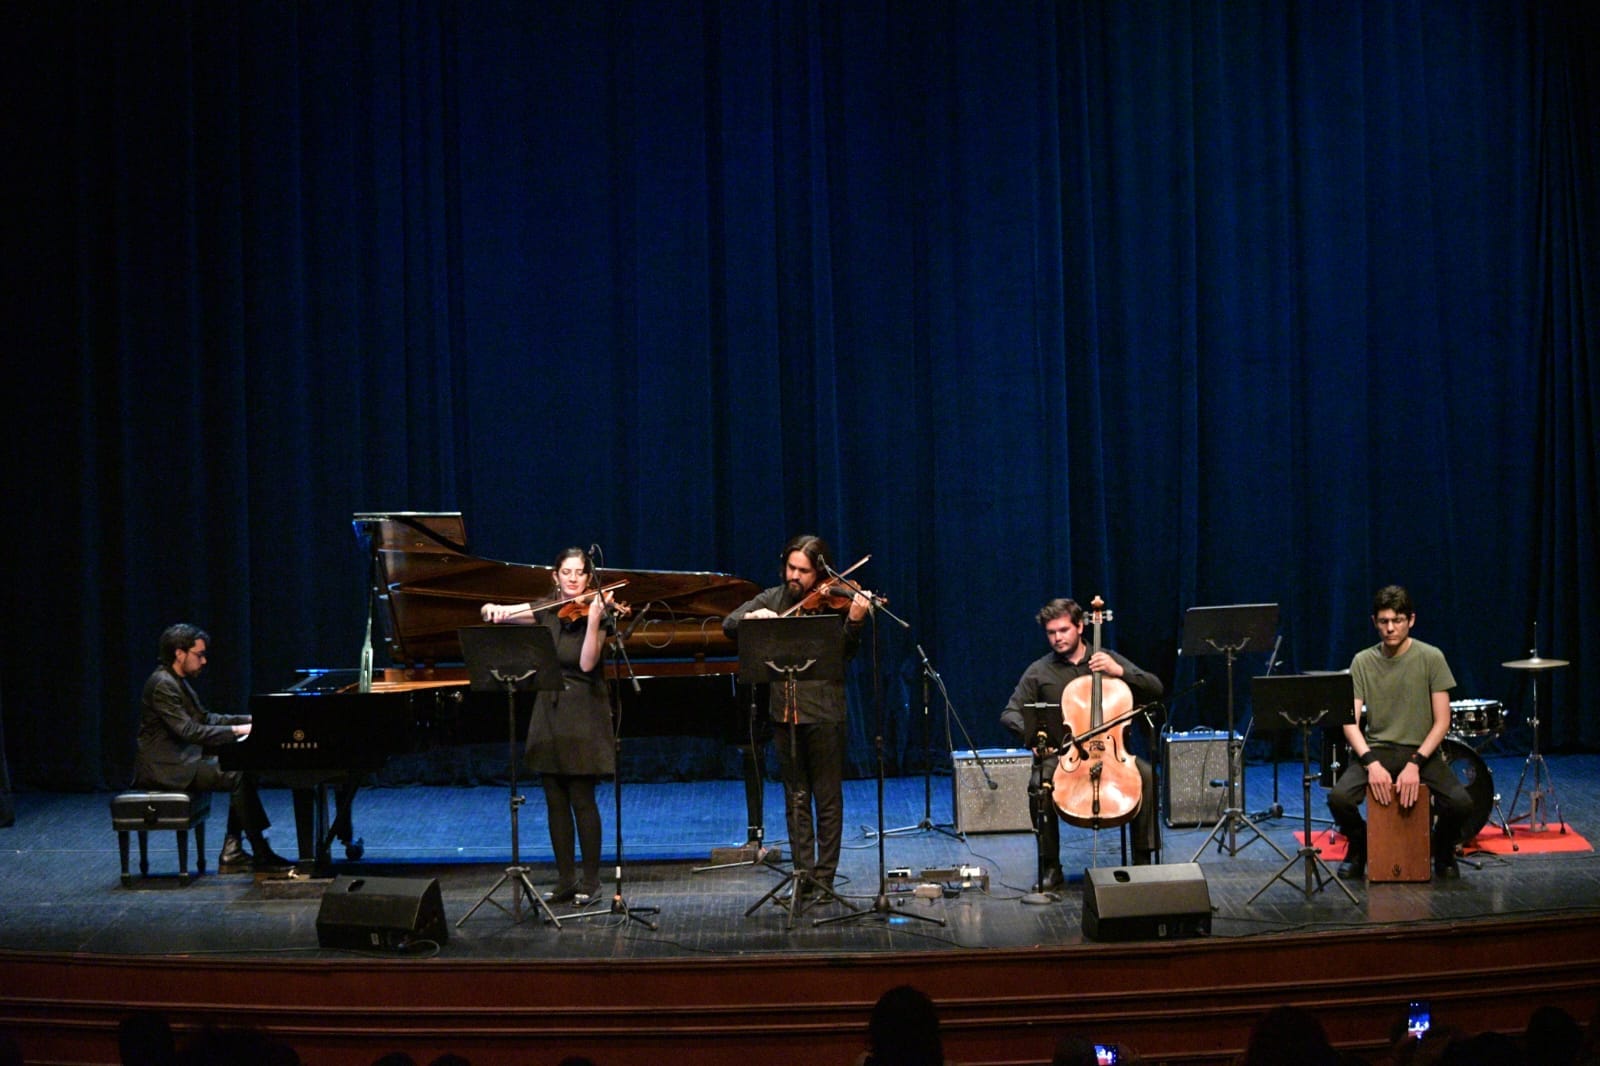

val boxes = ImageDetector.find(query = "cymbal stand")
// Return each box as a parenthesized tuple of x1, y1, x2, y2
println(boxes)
(1247, 708, 1358, 905)
(872, 643, 964, 841)
(1190, 640, 1289, 863)
(567, 616, 659, 929)
(1506, 639, 1567, 836)
(457, 668, 562, 929)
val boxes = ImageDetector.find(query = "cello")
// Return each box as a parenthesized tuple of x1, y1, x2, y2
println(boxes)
(1052, 596, 1143, 829)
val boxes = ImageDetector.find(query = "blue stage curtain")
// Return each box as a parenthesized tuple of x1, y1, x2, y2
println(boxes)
(1, 1, 1595, 790)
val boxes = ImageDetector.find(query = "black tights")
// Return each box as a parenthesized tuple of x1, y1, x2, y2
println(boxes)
(542, 774, 602, 889)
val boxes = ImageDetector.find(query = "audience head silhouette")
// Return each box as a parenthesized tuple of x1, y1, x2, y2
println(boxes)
(865, 984, 944, 1066)
(1524, 1004, 1582, 1065)
(1242, 1005, 1337, 1066)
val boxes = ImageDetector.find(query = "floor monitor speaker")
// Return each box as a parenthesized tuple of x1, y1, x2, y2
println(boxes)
(316, 875, 449, 951)
(1081, 862, 1211, 941)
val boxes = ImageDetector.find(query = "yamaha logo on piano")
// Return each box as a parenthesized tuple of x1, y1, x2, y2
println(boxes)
(279, 728, 318, 751)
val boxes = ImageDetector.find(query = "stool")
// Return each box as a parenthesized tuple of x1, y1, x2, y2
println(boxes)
(111, 791, 211, 886)
(1367, 782, 1431, 883)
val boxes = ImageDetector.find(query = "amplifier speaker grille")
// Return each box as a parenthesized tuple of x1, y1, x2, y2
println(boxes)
(1163, 730, 1239, 828)
(951, 749, 1034, 833)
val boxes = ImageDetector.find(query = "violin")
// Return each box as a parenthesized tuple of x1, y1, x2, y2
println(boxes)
(1052, 596, 1142, 829)
(778, 554, 884, 617)
(482, 580, 630, 624)
(556, 582, 631, 622)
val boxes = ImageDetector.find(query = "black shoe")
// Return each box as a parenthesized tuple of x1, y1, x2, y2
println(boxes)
(1034, 865, 1065, 892)
(1338, 855, 1366, 880)
(544, 882, 579, 904)
(250, 844, 295, 873)
(218, 836, 252, 874)
(342, 837, 365, 862)
(1435, 858, 1461, 880)
(573, 882, 603, 906)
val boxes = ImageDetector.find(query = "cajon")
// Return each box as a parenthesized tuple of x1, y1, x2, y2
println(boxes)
(1367, 782, 1431, 882)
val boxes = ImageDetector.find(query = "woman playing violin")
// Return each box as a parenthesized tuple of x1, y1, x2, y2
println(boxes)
(1000, 597, 1164, 890)
(480, 546, 617, 905)
(722, 534, 871, 904)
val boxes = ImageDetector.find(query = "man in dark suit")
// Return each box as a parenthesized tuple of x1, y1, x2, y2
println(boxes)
(134, 623, 291, 873)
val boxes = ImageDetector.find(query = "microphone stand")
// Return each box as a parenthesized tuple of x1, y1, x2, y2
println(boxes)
(566, 556, 659, 928)
(813, 570, 943, 930)
(1248, 636, 1287, 822)
(873, 643, 964, 841)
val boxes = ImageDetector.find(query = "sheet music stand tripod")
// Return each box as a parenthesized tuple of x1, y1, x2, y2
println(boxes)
(564, 613, 662, 930)
(1245, 673, 1359, 905)
(1184, 604, 1290, 863)
(736, 616, 861, 927)
(454, 625, 565, 929)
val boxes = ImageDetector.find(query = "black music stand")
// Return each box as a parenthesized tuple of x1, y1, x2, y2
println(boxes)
(1245, 673, 1359, 905)
(735, 615, 862, 928)
(1021, 729, 1061, 906)
(454, 625, 564, 930)
(1182, 604, 1290, 862)
(565, 611, 662, 930)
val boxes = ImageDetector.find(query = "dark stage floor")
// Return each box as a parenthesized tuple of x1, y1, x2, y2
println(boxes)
(3, 749, 1597, 962)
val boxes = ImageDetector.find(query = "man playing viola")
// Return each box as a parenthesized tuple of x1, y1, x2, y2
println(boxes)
(1001, 598, 1164, 891)
(723, 534, 871, 906)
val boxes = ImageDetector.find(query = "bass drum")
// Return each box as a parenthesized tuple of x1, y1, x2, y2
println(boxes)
(1440, 736, 1493, 843)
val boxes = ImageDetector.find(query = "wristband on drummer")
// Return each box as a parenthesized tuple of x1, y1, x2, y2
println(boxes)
(1408, 751, 1426, 766)
(1359, 751, 1380, 768)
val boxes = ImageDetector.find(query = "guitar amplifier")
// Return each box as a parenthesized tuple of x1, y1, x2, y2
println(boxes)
(1163, 729, 1239, 828)
(951, 749, 1034, 833)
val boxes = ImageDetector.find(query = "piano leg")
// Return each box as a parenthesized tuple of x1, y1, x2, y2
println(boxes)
(291, 781, 362, 876)
(740, 743, 765, 847)
(290, 787, 333, 876)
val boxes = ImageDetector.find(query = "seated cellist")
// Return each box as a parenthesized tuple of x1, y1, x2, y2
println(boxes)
(1001, 598, 1163, 892)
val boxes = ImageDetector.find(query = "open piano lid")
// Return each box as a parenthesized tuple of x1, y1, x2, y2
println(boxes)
(353, 512, 761, 668)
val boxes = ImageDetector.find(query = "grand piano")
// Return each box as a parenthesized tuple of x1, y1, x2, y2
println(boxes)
(224, 512, 770, 870)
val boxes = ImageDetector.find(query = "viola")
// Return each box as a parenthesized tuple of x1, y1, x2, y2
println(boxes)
(778, 553, 882, 617)
(1052, 595, 1143, 829)
(792, 582, 886, 614)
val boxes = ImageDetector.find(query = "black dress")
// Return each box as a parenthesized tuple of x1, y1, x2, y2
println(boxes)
(522, 611, 616, 777)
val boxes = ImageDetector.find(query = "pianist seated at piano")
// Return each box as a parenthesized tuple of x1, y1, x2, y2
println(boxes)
(133, 624, 294, 874)
(480, 547, 618, 905)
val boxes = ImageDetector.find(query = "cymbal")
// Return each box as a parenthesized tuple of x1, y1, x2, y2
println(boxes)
(1502, 656, 1570, 671)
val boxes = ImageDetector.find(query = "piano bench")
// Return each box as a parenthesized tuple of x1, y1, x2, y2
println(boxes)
(111, 791, 211, 887)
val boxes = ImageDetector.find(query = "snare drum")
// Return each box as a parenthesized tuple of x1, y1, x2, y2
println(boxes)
(1449, 698, 1504, 738)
